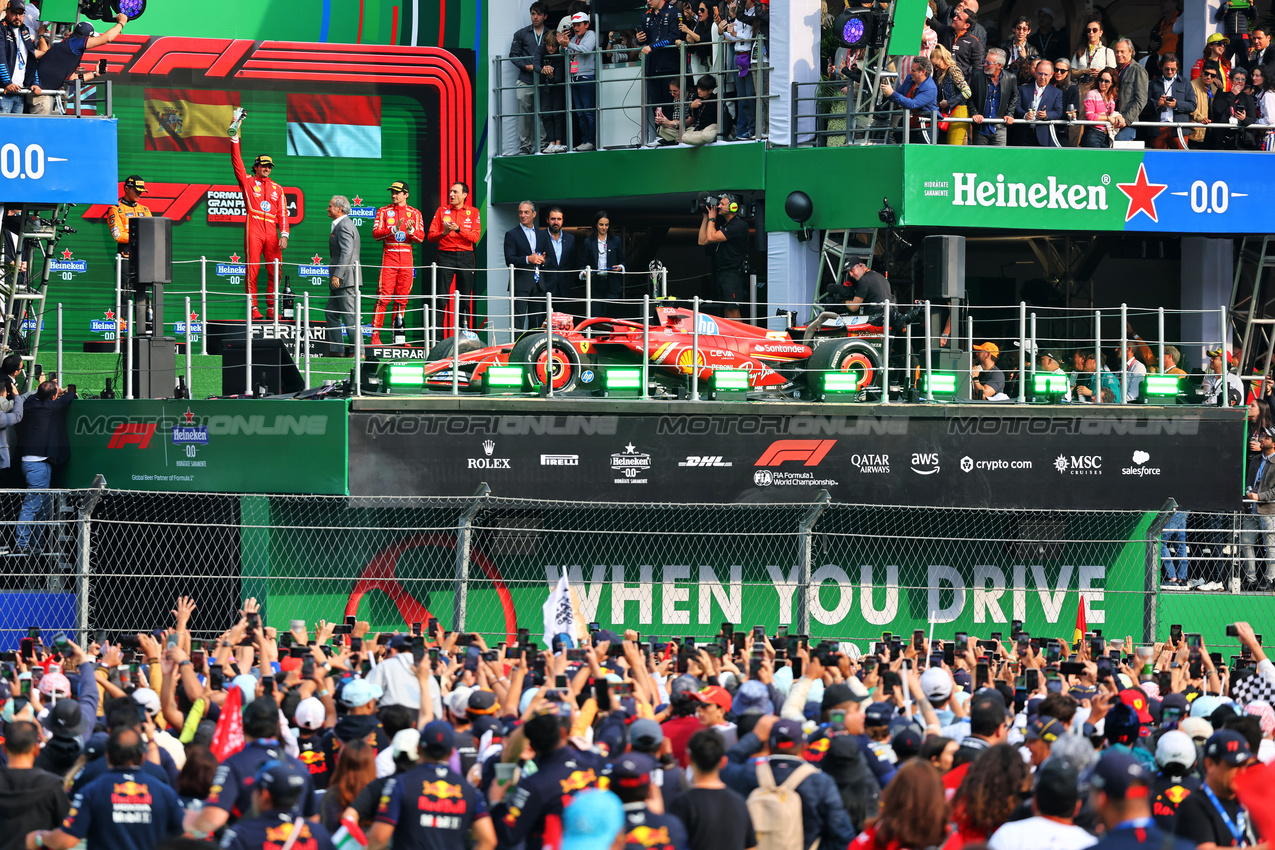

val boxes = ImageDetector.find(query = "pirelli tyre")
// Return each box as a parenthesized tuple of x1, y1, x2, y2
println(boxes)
(805, 338, 882, 399)
(510, 333, 585, 392)
(426, 332, 485, 362)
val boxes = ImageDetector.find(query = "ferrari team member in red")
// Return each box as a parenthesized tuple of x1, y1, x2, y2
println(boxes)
(229, 110, 289, 319)
(427, 182, 481, 332)
(371, 180, 426, 345)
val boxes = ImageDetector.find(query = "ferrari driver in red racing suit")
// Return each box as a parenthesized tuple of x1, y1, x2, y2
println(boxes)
(229, 111, 289, 319)
(370, 180, 426, 345)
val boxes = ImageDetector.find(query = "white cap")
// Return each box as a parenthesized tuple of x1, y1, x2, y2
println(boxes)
(132, 688, 161, 716)
(1156, 729, 1197, 769)
(1179, 716, 1214, 742)
(392, 728, 421, 761)
(920, 668, 953, 702)
(570, 12, 589, 23)
(447, 686, 474, 719)
(38, 670, 71, 698)
(294, 697, 325, 730)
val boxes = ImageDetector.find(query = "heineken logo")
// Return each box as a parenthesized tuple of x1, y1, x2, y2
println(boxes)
(1115, 163, 1168, 223)
(949, 173, 1110, 211)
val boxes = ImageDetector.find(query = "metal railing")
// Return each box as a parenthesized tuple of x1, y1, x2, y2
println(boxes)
(791, 77, 1274, 149)
(492, 39, 772, 153)
(9, 79, 113, 118)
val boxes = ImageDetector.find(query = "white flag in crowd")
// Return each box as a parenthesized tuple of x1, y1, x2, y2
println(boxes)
(542, 571, 576, 646)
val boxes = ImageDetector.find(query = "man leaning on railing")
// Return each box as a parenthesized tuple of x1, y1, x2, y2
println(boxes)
(882, 56, 938, 144)
(30, 14, 125, 115)
(1142, 53, 1195, 149)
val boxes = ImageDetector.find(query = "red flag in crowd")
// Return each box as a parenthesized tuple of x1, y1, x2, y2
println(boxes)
(1234, 762, 1275, 841)
(210, 683, 245, 761)
(1073, 593, 1087, 647)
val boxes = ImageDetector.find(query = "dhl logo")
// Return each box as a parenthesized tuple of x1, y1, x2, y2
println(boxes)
(559, 769, 597, 794)
(421, 780, 463, 799)
(628, 826, 672, 848)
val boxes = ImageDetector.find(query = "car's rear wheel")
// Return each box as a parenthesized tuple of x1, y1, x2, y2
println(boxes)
(805, 338, 882, 398)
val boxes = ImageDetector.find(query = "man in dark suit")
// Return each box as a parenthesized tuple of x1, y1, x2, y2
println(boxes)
(1142, 54, 1197, 148)
(502, 200, 547, 330)
(1244, 25, 1274, 73)
(969, 48, 1019, 145)
(579, 211, 626, 316)
(325, 195, 362, 355)
(15, 378, 74, 554)
(538, 206, 577, 319)
(1012, 58, 1065, 145)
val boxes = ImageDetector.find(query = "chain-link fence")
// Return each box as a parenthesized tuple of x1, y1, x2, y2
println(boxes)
(1, 489, 1264, 652)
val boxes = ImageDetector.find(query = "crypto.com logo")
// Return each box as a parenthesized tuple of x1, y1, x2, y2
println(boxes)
(754, 440, 836, 467)
(107, 424, 157, 449)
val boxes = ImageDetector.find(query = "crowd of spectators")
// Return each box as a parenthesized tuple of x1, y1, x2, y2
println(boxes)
(1, 0, 122, 115)
(826, 0, 1275, 150)
(506, 0, 769, 153)
(4, 597, 1275, 850)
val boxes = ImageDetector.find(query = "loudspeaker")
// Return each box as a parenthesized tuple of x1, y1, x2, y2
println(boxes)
(131, 337, 177, 399)
(923, 235, 965, 300)
(129, 217, 172, 285)
(221, 339, 306, 396)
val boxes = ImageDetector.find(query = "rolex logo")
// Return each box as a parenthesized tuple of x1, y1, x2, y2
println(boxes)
(483, 440, 495, 456)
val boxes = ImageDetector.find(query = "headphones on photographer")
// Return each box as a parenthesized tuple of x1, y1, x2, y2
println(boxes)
(722, 194, 739, 214)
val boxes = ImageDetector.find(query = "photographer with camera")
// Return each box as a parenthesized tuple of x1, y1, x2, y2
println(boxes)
(0, 355, 25, 498)
(697, 193, 749, 319)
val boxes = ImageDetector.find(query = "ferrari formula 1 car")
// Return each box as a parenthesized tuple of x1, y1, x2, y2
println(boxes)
(417, 306, 913, 398)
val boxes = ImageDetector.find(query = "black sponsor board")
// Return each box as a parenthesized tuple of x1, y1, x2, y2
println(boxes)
(348, 409, 1242, 510)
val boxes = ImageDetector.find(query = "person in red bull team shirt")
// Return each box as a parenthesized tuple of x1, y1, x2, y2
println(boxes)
(218, 759, 335, 850)
(370, 180, 426, 345)
(368, 720, 495, 850)
(26, 726, 182, 850)
(228, 111, 290, 320)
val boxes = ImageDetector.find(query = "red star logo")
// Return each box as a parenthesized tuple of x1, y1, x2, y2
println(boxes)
(1117, 163, 1168, 223)
(183, 407, 195, 425)
(104, 309, 115, 320)
(311, 254, 323, 264)
(352, 195, 363, 206)
(61, 249, 73, 260)
(189, 312, 198, 321)
(229, 252, 241, 263)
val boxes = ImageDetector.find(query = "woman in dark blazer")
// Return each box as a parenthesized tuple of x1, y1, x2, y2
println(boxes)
(578, 210, 626, 315)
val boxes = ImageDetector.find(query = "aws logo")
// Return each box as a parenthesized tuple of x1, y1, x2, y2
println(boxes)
(910, 452, 939, 475)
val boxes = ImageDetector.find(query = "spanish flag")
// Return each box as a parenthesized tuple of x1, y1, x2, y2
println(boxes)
(1073, 594, 1087, 647)
(144, 89, 241, 153)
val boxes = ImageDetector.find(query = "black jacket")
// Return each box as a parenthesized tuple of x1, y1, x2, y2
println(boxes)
(1208, 89, 1257, 149)
(968, 69, 1020, 120)
(579, 235, 626, 299)
(1, 22, 39, 88)
(508, 24, 549, 85)
(503, 224, 545, 296)
(17, 390, 74, 465)
(540, 230, 577, 300)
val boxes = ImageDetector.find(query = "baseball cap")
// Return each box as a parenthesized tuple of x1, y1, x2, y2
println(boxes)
(254, 154, 274, 168)
(920, 668, 953, 702)
(668, 675, 702, 699)
(446, 686, 474, 719)
(388, 180, 410, 193)
(468, 689, 498, 716)
(1035, 758, 1080, 812)
(1191, 694, 1224, 719)
(123, 175, 147, 193)
(1037, 6, 1055, 17)
(561, 790, 625, 850)
(1038, 350, 1063, 364)
(1087, 751, 1150, 799)
(1179, 716, 1214, 743)
(1206, 32, 1230, 45)
(293, 697, 325, 731)
(769, 718, 806, 751)
(1105, 703, 1142, 744)
(570, 12, 589, 23)
(690, 686, 732, 713)
(822, 679, 872, 709)
(387, 634, 412, 651)
(602, 752, 656, 789)
(1205, 347, 1236, 365)
(973, 341, 1000, 358)
(38, 670, 71, 698)
(733, 680, 775, 715)
(1119, 689, 1153, 724)
(1026, 716, 1064, 744)
(256, 759, 309, 797)
(865, 702, 894, 727)
(891, 727, 923, 760)
(340, 679, 383, 708)
(1155, 729, 1197, 770)
(421, 720, 456, 757)
(391, 728, 421, 762)
(629, 718, 664, 752)
(73, 21, 95, 37)
(1204, 729, 1253, 765)
(131, 688, 160, 717)
(7, 1, 27, 12)
(42, 698, 90, 739)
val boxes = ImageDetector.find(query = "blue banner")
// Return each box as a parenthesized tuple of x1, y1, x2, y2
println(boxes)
(0, 592, 75, 651)
(1123, 150, 1275, 234)
(0, 118, 119, 205)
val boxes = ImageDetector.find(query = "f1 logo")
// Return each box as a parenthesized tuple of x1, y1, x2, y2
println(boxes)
(107, 423, 156, 449)
(754, 440, 836, 467)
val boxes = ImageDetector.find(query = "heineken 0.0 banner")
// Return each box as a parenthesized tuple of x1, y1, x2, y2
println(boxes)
(902, 147, 1272, 233)
(63, 399, 349, 493)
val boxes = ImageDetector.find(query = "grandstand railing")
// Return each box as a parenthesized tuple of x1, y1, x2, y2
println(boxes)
(9, 78, 113, 118)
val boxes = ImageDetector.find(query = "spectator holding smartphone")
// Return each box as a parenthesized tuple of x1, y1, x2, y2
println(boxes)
(14, 378, 73, 556)
(30, 14, 126, 115)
